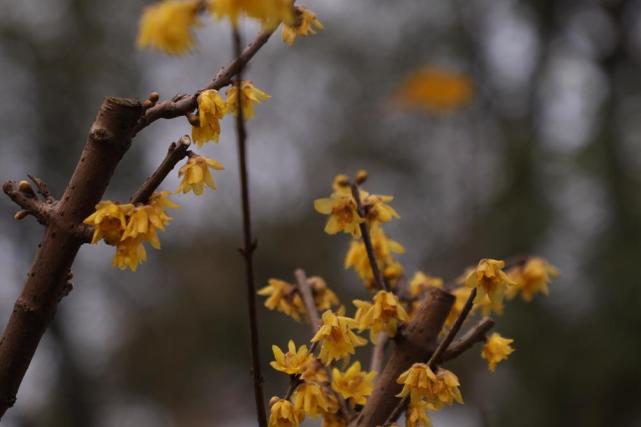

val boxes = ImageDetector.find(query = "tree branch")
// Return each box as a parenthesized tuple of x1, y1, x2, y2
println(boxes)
(232, 28, 267, 427)
(350, 287, 454, 427)
(129, 135, 191, 204)
(133, 28, 276, 135)
(0, 97, 143, 420)
(3, 181, 56, 225)
(439, 317, 494, 363)
(370, 332, 388, 374)
(294, 269, 320, 330)
(350, 183, 390, 292)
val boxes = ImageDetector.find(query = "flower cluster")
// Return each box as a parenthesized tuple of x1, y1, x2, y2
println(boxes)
(397, 363, 463, 410)
(137, 0, 323, 56)
(481, 333, 515, 372)
(353, 290, 409, 342)
(312, 310, 367, 365)
(84, 192, 179, 271)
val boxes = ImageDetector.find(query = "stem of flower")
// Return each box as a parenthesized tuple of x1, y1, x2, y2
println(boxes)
(232, 28, 267, 427)
(350, 183, 390, 292)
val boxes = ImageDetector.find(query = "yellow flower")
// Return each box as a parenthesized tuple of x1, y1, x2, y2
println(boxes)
(258, 279, 307, 322)
(84, 201, 134, 245)
(311, 310, 367, 365)
(271, 340, 313, 375)
(353, 291, 409, 342)
(406, 400, 434, 427)
(395, 66, 473, 113)
(309, 276, 340, 310)
(361, 192, 400, 226)
(136, 0, 201, 55)
(331, 361, 376, 405)
(396, 363, 437, 403)
(192, 89, 226, 146)
(226, 80, 271, 120)
(301, 358, 329, 384)
(321, 413, 347, 427)
(315, 190, 363, 237)
(282, 6, 324, 45)
(344, 226, 405, 287)
(408, 272, 444, 297)
(430, 368, 463, 408)
(269, 397, 303, 427)
(464, 258, 514, 315)
(292, 382, 333, 418)
(112, 237, 147, 272)
(122, 191, 179, 249)
(210, 0, 293, 28)
(177, 155, 224, 195)
(481, 333, 515, 372)
(507, 257, 559, 301)
(383, 261, 405, 288)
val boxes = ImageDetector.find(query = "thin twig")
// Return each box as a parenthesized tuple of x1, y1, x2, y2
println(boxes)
(129, 135, 191, 204)
(439, 317, 494, 363)
(294, 269, 320, 330)
(3, 181, 56, 225)
(350, 183, 389, 292)
(133, 28, 276, 135)
(384, 287, 478, 425)
(232, 28, 267, 427)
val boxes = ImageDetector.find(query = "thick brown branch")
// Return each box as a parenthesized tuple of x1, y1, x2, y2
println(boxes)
(350, 287, 454, 427)
(3, 181, 56, 225)
(384, 287, 479, 426)
(0, 97, 143, 420)
(133, 28, 275, 135)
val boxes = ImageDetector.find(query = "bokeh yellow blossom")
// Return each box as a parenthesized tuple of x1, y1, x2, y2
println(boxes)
(507, 257, 559, 301)
(395, 66, 473, 113)
(481, 333, 515, 372)
(308, 276, 340, 311)
(137, 0, 201, 55)
(282, 6, 324, 45)
(210, 0, 293, 28)
(408, 271, 444, 297)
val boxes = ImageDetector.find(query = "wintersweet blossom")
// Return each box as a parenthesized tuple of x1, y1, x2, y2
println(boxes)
(226, 80, 271, 120)
(397, 363, 438, 403)
(311, 310, 367, 365)
(353, 291, 409, 342)
(331, 361, 376, 405)
(507, 257, 559, 301)
(269, 397, 303, 427)
(83, 201, 133, 245)
(292, 382, 333, 418)
(481, 333, 515, 372)
(258, 279, 306, 321)
(406, 400, 435, 427)
(282, 6, 324, 45)
(137, 0, 201, 55)
(176, 155, 224, 195)
(112, 237, 147, 272)
(308, 276, 340, 310)
(210, 0, 293, 28)
(122, 191, 179, 249)
(314, 190, 363, 237)
(464, 258, 514, 315)
(270, 340, 313, 375)
(192, 89, 227, 146)
(321, 413, 347, 427)
(430, 368, 463, 409)
(361, 192, 400, 226)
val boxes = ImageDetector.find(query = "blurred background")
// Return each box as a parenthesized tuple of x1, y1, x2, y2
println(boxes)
(1, 0, 641, 425)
